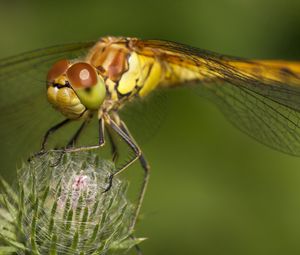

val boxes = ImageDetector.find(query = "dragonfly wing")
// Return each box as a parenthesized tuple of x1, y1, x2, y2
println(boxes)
(197, 81, 300, 156)
(120, 88, 168, 143)
(133, 39, 300, 155)
(0, 42, 95, 179)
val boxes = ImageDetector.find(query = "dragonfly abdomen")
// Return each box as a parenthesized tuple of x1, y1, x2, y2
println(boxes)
(226, 60, 300, 86)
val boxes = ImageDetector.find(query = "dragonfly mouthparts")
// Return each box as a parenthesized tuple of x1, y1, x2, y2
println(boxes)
(52, 81, 72, 89)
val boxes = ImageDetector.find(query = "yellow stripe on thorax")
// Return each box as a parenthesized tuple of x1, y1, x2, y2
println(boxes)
(117, 52, 141, 95)
(138, 55, 162, 97)
(118, 52, 223, 97)
(117, 52, 163, 97)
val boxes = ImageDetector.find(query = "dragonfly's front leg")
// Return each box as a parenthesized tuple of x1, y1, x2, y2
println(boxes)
(47, 117, 105, 166)
(41, 119, 71, 153)
(66, 120, 88, 149)
(48, 120, 89, 166)
(30, 117, 104, 163)
(28, 119, 72, 161)
(63, 118, 105, 153)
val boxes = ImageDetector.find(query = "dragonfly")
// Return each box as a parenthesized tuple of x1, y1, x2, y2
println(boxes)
(2, 36, 300, 230)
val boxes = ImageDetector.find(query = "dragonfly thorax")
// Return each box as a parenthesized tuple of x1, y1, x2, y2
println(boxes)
(86, 37, 165, 101)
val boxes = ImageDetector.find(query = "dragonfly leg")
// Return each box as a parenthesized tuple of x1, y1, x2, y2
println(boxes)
(104, 114, 150, 231)
(119, 120, 150, 231)
(28, 119, 71, 161)
(63, 118, 105, 153)
(66, 120, 88, 148)
(50, 120, 89, 166)
(106, 127, 119, 162)
(41, 119, 71, 151)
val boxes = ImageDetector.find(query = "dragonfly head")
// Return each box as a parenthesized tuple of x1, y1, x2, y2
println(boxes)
(46, 59, 107, 119)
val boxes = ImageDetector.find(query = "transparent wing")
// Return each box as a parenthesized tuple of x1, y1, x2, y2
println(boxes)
(119, 89, 169, 145)
(133, 39, 300, 155)
(0, 42, 95, 179)
(197, 82, 300, 156)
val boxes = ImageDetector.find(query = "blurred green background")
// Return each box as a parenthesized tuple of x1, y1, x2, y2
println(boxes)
(1, 0, 300, 254)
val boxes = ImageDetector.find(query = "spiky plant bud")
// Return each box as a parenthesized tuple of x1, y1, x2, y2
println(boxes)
(0, 152, 145, 254)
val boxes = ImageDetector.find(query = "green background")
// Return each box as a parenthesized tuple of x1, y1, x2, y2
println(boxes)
(1, 0, 300, 254)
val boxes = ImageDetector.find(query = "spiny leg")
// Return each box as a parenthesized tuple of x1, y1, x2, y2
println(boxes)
(119, 120, 150, 231)
(104, 114, 150, 231)
(106, 126, 119, 162)
(63, 118, 105, 153)
(105, 115, 145, 253)
(103, 116, 140, 193)
(41, 118, 71, 151)
(120, 120, 150, 170)
(28, 118, 71, 161)
(66, 121, 88, 148)
(51, 120, 89, 166)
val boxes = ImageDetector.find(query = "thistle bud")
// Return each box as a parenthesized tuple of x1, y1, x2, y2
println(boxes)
(0, 152, 145, 254)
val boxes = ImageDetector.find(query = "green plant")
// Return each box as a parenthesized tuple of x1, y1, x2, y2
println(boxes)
(0, 152, 145, 254)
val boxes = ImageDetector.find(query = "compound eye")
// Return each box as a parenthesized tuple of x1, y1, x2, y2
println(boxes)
(67, 62, 98, 88)
(47, 59, 69, 82)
